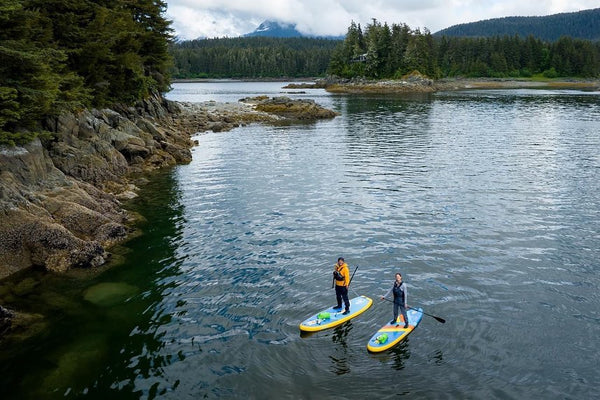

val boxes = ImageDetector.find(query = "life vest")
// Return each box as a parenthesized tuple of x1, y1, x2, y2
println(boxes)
(392, 281, 406, 305)
(334, 263, 349, 286)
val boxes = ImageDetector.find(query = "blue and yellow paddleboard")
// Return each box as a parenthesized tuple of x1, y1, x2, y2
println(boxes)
(366, 307, 423, 352)
(299, 295, 373, 332)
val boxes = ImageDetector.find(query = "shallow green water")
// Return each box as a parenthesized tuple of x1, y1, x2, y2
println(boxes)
(1, 82, 599, 399)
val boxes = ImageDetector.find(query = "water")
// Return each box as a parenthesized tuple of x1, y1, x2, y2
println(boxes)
(1, 82, 599, 399)
(165, 80, 328, 103)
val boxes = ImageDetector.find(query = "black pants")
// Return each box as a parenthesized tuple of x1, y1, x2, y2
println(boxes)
(393, 301, 409, 325)
(335, 285, 350, 311)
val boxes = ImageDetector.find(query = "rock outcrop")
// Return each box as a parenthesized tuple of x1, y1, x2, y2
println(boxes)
(0, 94, 338, 281)
(0, 93, 194, 279)
(241, 96, 340, 120)
(323, 72, 435, 94)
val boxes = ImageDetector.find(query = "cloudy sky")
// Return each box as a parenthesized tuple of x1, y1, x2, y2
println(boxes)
(166, 0, 599, 40)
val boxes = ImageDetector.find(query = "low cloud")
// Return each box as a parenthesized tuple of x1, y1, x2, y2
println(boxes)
(167, 0, 600, 39)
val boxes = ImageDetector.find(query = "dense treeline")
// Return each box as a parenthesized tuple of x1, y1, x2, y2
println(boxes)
(171, 19, 600, 82)
(170, 37, 340, 78)
(329, 19, 600, 80)
(436, 35, 600, 78)
(0, 0, 172, 146)
(435, 8, 600, 42)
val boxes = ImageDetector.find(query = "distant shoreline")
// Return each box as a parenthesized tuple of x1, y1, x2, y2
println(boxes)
(172, 77, 600, 93)
(172, 77, 321, 83)
(434, 77, 600, 91)
(322, 77, 600, 93)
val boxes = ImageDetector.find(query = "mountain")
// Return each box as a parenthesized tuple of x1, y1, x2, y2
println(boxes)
(243, 20, 344, 39)
(435, 8, 600, 41)
(244, 20, 304, 38)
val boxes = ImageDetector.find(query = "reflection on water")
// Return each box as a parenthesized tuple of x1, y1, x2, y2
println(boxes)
(165, 81, 331, 104)
(367, 338, 411, 371)
(1, 83, 600, 399)
(329, 323, 353, 375)
(0, 170, 187, 399)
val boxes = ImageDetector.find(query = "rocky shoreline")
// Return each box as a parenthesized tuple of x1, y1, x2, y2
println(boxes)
(0, 94, 338, 336)
(2, 79, 596, 279)
(2, 75, 596, 336)
(0, 95, 337, 280)
(284, 75, 600, 93)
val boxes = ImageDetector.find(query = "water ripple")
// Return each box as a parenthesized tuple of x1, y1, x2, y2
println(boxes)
(4, 87, 593, 399)
(113, 89, 599, 398)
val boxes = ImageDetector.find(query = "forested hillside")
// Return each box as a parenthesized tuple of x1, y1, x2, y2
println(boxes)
(0, 0, 172, 146)
(170, 37, 340, 78)
(171, 16, 600, 82)
(435, 8, 600, 41)
(329, 19, 600, 80)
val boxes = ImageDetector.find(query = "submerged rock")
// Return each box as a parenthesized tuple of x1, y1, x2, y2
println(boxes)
(83, 282, 138, 307)
(12, 277, 40, 296)
(0, 309, 47, 342)
(0, 305, 14, 336)
(39, 334, 109, 395)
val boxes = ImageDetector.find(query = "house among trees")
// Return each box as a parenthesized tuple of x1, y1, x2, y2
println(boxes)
(351, 53, 368, 63)
(328, 18, 600, 81)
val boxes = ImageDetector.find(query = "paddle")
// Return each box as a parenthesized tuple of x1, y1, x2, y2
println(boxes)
(380, 298, 446, 324)
(348, 265, 358, 287)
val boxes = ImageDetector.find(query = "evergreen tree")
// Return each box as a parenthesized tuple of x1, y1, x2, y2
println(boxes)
(1, 0, 174, 145)
(329, 19, 600, 80)
(0, 0, 87, 145)
(171, 37, 338, 78)
(390, 23, 411, 76)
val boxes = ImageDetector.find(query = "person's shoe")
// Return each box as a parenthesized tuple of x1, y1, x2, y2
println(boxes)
(390, 320, 397, 325)
(342, 309, 350, 315)
(403, 324, 409, 329)
(333, 305, 342, 310)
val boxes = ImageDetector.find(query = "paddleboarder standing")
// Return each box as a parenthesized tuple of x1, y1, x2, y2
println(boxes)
(333, 257, 351, 315)
(382, 272, 409, 328)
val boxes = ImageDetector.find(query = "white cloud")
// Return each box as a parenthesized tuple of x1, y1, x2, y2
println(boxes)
(166, 0, 600, 39)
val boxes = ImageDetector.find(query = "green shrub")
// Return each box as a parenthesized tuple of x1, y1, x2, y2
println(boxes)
(543, 67, 559, 78)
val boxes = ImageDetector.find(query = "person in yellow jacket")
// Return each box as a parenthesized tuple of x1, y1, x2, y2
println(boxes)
(333, 257, 351, 314)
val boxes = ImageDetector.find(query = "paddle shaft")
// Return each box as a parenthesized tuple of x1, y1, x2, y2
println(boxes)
(348, 266, 358, 287)
(380, 298, 445, 323)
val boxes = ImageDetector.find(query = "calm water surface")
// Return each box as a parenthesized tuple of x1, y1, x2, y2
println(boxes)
(1, 81, 599, 399)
